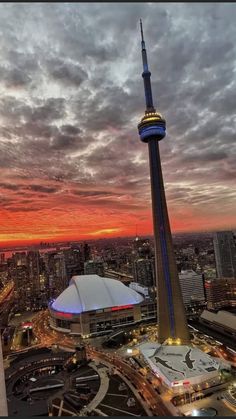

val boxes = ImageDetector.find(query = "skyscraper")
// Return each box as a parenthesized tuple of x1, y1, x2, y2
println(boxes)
(47, 252, 67, 297)
(138, 20, 190, 344)
(133, 258, 155, 287)
(178, 269, 206, 308)
(27, 251, 40, 294)
(213, 231, 236, 279)
(84, 260, 104, 277)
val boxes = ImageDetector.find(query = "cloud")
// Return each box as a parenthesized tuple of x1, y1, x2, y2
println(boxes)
(0, 3, 235, 243)
(46, 58, 88, 86)
(28, 185, 58, 194)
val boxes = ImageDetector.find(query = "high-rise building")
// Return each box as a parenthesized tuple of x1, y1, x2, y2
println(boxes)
(11, 265, 29, 310)
(213, 231, 236, 278)
(133, 258, 155, 287)
(64, 247, 84, 278)
(83, 243, 91, 262)
(84, 260, 104, 277)
(133, 237, 152, 259)
(138, 20, 189, 344)
(205, 278, 236, 310)
(47, 252, 67, 297)
(12, 251, 27, 267)
(27, 251, 40, 294)
(178, 270, 205, 308)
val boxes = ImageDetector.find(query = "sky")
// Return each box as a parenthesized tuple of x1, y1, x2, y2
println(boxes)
(0, 3, 236, 246)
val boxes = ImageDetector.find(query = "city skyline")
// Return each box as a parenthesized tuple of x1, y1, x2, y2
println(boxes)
(0, 3, 236, 246)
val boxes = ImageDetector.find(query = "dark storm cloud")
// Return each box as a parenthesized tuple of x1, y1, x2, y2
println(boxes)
(30, 98, 66, 122)
(0, 66, 32, 88)
(46, 58, 88, 86)
(0, 183, 21, 191)
(50, 134, 78, 151)
(61, 125, 81, 135)
(72, 190, 122, 198)
(0, 2, 235, 222)
(28, 185, 58, 194)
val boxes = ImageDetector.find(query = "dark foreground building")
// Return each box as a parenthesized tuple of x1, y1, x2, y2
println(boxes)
(138, 20, 190, 344)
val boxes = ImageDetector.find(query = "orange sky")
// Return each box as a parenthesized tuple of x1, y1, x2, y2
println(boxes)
(1, 196, 235, 248)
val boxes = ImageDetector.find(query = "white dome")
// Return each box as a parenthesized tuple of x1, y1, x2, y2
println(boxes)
(51, 275, 144, 314)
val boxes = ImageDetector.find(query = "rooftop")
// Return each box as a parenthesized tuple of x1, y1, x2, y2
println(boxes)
(139, 342, 221, 383)
(51, 275, 144, 314)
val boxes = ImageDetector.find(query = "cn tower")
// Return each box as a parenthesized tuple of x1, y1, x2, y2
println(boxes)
(138, 20, 190, 344)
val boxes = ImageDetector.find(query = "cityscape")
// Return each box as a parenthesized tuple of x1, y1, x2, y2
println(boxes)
(0, 3, 236, 418)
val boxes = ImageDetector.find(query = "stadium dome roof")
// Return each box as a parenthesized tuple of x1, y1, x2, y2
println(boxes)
(51, 275, 144, 314)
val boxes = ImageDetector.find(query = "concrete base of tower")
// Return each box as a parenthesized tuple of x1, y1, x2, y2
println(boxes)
(139, 342, 230, 395)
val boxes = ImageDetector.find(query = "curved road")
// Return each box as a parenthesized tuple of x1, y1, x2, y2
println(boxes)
(87, 347, 172, 416)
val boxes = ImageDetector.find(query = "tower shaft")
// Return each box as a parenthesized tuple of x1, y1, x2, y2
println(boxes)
(148, 139, 190, 343)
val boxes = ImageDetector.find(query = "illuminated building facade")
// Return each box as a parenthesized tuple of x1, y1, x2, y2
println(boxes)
(178, 270, 205, 308)
(138, 20, 190, 344)
(205, 277, 236, 310)
(27, 251, 40, 294)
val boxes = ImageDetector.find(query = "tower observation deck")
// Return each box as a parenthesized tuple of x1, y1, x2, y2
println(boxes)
(138, 20, 190, 344)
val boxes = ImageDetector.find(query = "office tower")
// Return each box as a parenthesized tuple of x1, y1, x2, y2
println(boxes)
(27, 251, 40, 294)
(213, 231, 236, 278)
(178, 270, 205, 308)
(64, 247, 84, 278)
(84, 260, 104, 277)
(83, 243, 91, 262)
(47, 252, 67, 297)
(137, 20, 190, 343)
(133, 258, 155, 287)
(205, 278, 236, 310)
(11, 265, 29, 310)
(12, 251, 27, 267)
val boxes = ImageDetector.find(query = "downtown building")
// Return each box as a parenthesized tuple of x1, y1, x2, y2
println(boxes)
(84, 260, 104, 277)
(133, 257, 155, 287)
(46, 251, 68, 298)
(9, 251, 47, 311)
(205, 277, 236, 310)
(178, 270, 206, 309)
(213, 231, 236, 279)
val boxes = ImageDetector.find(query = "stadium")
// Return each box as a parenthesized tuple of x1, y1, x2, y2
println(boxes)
(49, 275, 144, 337)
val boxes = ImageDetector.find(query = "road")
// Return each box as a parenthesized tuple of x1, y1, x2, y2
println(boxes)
(190, 324, 236, 366)
(189, 320, 236, 351)
(87, 347, 173, 416)
(0, 282, 15, 326)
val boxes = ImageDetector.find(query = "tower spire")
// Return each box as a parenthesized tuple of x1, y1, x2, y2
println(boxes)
(139, 19, 154, 111)
(140, 19, 145, 45)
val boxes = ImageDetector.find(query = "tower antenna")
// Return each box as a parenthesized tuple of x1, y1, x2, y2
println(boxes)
(139, 19, 154, 110)
(140, 18, 144, 44)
